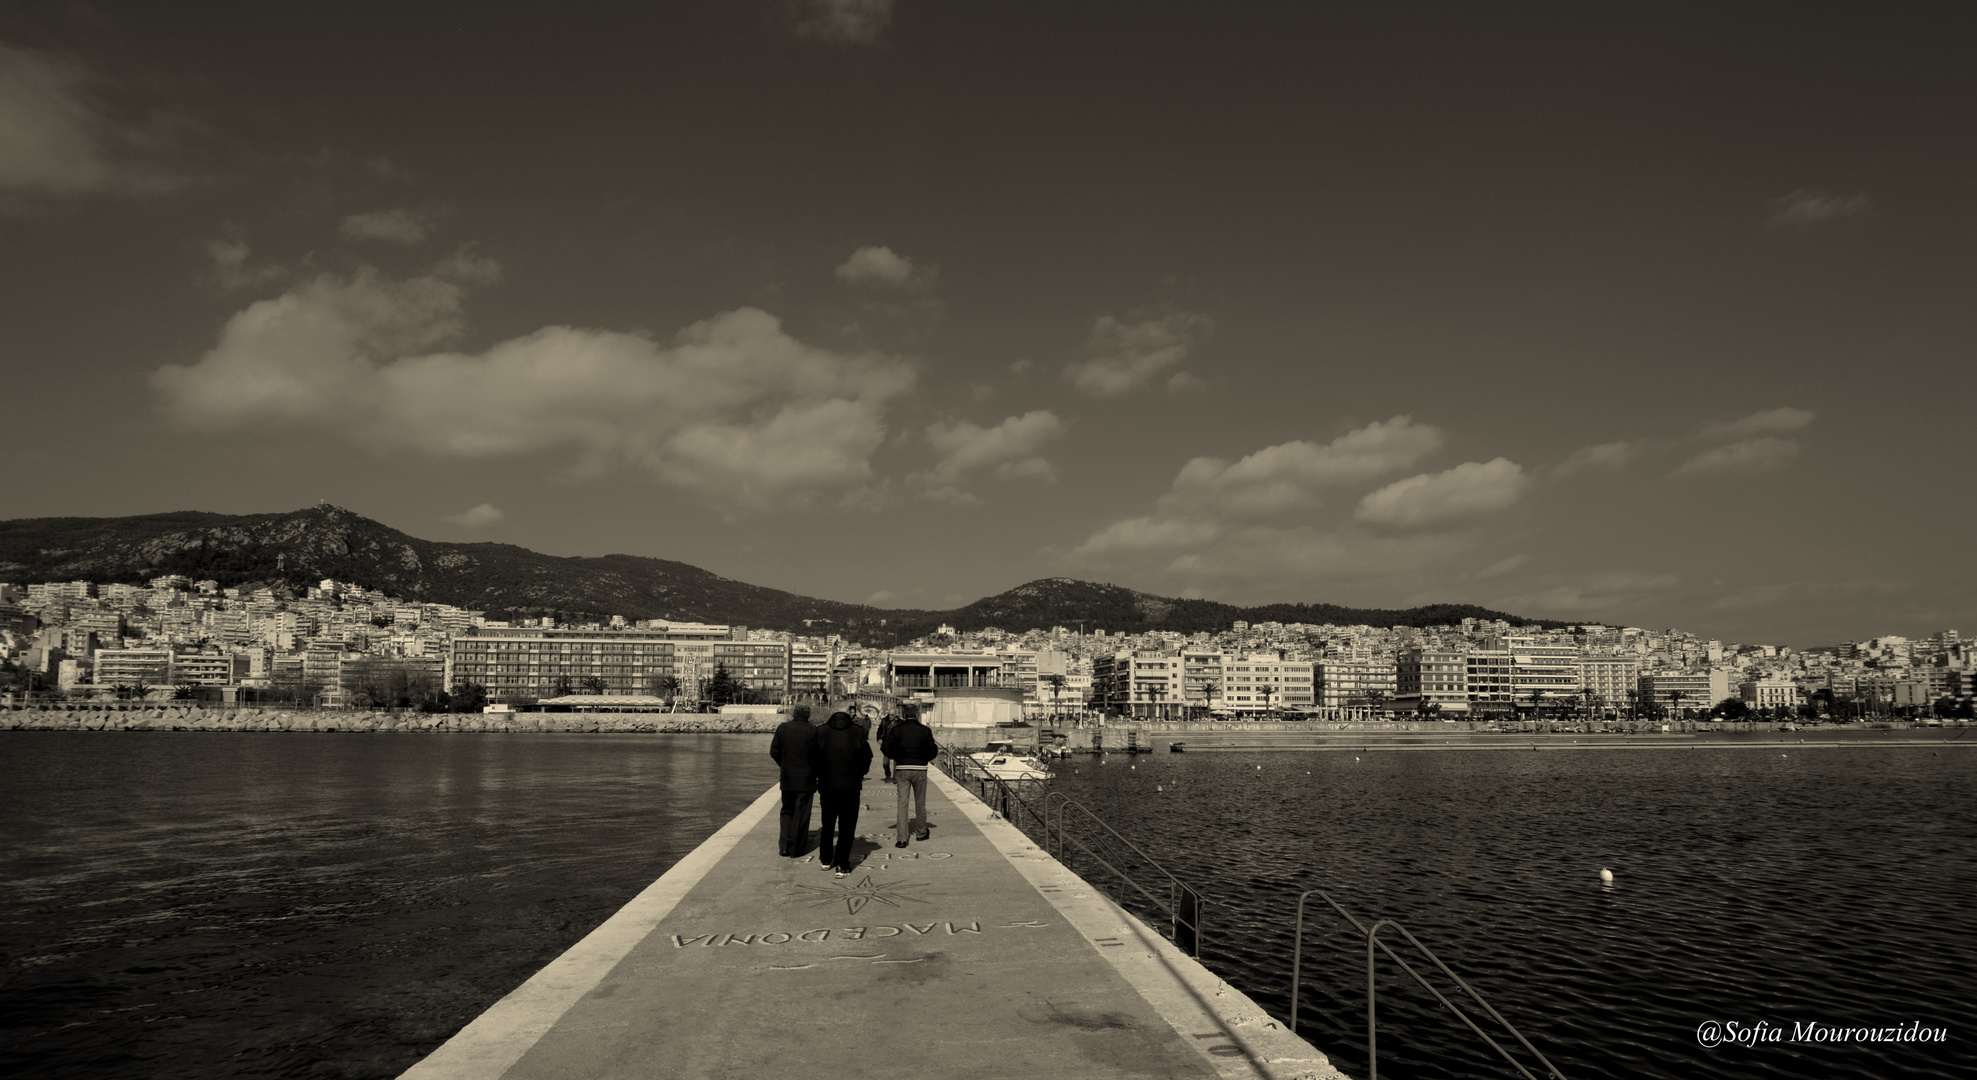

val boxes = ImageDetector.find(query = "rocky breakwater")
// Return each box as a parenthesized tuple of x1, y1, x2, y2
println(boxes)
(1, 708, 785, 734)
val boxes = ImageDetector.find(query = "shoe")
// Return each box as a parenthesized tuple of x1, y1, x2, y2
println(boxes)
(914, 831, 930, 841)
(895, 839, 908, 848)
(820, 861, 835, 871)
(835, 866, 850, 877)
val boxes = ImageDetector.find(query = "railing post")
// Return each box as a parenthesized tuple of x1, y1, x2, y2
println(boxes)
(1176, 882, 1201, 958)
(1367, 919, 1396, 1080)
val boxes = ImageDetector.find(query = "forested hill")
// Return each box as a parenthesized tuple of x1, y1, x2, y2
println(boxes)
(0, 506, 1568, 644)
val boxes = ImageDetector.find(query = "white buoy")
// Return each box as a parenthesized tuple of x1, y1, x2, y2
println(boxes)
(1599, 867, 1614, 884)
(1157, 785, 1163, 792)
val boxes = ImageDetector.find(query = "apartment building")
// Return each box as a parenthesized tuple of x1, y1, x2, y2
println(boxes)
(1395, 647, 1468, 713)
(1222, 653, 1315, 713)
(448, 627, 684, 699)
(1091, 651, 1186, 717)
(1739, 677, 1800, 711)
(789, 646, 830, 695)
(1637, 670, 1733, 715)
(1508, 636, 1582, 705)
(92, 647, 173, 685)
(1464, 642, 1514, 709)
(1315, 658, 1397, 709)
(1579, 655, 1641, 711)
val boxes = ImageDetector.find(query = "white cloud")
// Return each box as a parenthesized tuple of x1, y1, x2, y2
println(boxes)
(790, 0, 897, 45)
(834, 245, 935, 292)
(1166, 371, 1206, 394)
(0, 44, 107, 192)
(1354, 458, 1531, 531)
(1768, 189, 1870, 227)
(911, 410, 1065, 503)
(1064, 309, 1212, 397)
(1699, 406, 1815, 442)
(152, 257, 916, 511)
(864, 589, 898, 606)
(1158, 416, 1443, 519)
(443, 503, 504, 528)
(341, 209, 430, 245)
(1674, 436, 1800, 476)
(204, 232, 287, 292)
(1555, 439, 1643, 474)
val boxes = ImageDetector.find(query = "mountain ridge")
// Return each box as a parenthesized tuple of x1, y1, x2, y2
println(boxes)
(0, 506, 1571, 644)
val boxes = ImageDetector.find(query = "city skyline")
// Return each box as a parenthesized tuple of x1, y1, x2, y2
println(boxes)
(4, 2, 1973, 646)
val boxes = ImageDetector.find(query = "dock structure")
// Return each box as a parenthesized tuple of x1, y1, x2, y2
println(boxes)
(400, 768, 1342, 1080)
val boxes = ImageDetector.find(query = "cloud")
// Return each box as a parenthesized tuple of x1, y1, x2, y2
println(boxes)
(1475, 554, 1530, 579)
(443, 503, 504, 528)
(1064, 309, 1212, 397)
(834, 245, 936, 292)
(341, 209, 430, 245)
(863, 589, 898, 606)
(789, 0, 897, 45)
(0, 43, 108, 192)
(1555, 439, 1643, 475)
(1009, 359, 1035, 377)
(1699, 406, 1815, 442)
(1354, 458, 1531, 531)
(1503, 570, 1679, 617)
(152, 257, 916, 510)
(204, 231, 287, 292)
(1166, 371, 1206, 394)
(1768, 189, 1870, 228)
(1158, 416, 1442, 519)
(911, 410, 1065, 503)
(1674, 436, 1800, 476)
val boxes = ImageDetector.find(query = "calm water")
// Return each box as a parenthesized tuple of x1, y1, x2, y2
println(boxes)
(1037, 741, 1977, 1080)
(4, 733, 1972, 1080)
(0, 732, 777, 1080)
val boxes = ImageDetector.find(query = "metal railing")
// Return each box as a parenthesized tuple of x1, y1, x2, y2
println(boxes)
(1291, 889, 1563, 1080)
(935, 750, 1205, 957)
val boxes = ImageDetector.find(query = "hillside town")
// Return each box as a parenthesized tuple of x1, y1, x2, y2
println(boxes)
(1, 575, 1970, 720)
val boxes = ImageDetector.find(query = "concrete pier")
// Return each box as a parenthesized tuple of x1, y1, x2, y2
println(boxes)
(400, 767, 1342, 1080)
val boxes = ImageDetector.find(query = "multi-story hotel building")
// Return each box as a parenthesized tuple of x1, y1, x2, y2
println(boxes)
(1315, 658, 1397, 709)
(1395, 647, 1468, 713)
(446, 624, 772, 703)
(1637, 670, 1732, 716)
(1579, 655, 1641, 712)
(1508, 636, 1582, 706)
(1464, 641, 1514, 709)
(92, 647, 173, 686)
(1739, 677, 1800, 711)
(1222, 652, 1315, 713)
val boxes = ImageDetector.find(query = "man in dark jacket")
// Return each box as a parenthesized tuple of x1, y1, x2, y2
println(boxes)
(768, 706, 819, 857)
(810, 710, 872, 876)
(875, 710, 899, 783)
(880, 703, 939, 847)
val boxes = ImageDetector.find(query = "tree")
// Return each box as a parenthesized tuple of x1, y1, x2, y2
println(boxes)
(172, 683, 198, 701)
(580, 675, 608, 695)
(652, 674, 682, 712)
(1197, 680, 1219, 719)
(1257, 683, 1278, 716)
(553, 675, 575, 698)
(1667, 690, 1685, 720)
(703, 663, 740, 707)
(450, 680, 488, 712)
(1712, 697, 1750, 720)
(1041, 673, 1067, 718)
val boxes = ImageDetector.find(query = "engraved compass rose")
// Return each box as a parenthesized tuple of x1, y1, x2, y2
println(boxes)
(794, 876, 934, 916)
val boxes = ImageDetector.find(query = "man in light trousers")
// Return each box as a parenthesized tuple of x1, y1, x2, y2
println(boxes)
(881, 703, 939, 847)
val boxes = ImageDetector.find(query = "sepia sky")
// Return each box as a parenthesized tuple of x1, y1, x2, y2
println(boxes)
(2, 1, 1972, 646)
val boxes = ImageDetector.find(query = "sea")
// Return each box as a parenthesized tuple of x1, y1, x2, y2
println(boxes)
(2, 730, 1972, 1080)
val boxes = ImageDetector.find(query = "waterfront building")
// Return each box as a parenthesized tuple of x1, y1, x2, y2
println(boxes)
(1637, 670, 1733, 716)
(1739, 677, 1800, 712)
(1224, 652, 1314, 713)
(789, 646, 829, 696)
(1090, 651, 1187, 717)
(1507, 635, 1582, 706)
(1314, 658, 1398, 709)
(1179, 649, 1225, 715)
(1463, 641, 1514, 709)
(447, 626, 727, 701)
(1579, 655, 1641, 712)
(92, 647, 173, 686)
(1395, 647, 1469, 713)
(170, 650, 248, 687)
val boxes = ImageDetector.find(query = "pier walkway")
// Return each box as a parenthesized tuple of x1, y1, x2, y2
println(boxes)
(400, 767, 1341, 1080)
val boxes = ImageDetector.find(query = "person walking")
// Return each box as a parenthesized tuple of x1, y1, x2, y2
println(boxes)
(811, 710, 872, 877)
(881, 703, 939, 847)
(875, 708, 899, 783)
(768, 705, 819, 857)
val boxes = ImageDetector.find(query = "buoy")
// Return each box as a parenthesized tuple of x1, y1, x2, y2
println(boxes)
(1600, 867, 1614, 884)
(1156, 785, 1163, 792)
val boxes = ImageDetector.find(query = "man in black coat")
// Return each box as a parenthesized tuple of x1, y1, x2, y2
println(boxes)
(881, 703, 939, 847)
(768, 705, 819, 857)
(810, 710, 873, 876)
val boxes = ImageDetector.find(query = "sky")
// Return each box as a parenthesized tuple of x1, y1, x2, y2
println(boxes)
(2, 1, 1972, 647)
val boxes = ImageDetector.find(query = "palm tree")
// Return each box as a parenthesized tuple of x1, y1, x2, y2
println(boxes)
(1197, 680, 1219, 719)
(1667, 690, 1685, 721)
(1041, 673, 1066, 719)
(656, 674, 682, 712)
(581, 675, 607, 695)
(1257, 683, 1277, 717)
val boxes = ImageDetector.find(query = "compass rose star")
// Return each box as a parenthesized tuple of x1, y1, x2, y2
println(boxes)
(795, 876, 934, 916)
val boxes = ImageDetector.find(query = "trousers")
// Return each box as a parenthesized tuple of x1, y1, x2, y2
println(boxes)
(817, 787, 861, 870)
(894, 768, 928, 840)
(778, 787, 814, 856)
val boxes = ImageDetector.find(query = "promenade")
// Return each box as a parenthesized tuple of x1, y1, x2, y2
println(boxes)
(399, 767, 1341, 1080)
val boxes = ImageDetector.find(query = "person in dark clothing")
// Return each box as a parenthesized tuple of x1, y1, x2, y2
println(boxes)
(875, 710, 899, 783)
(810, 710, 872, 877)
(768, 705, 819, 857)
(880, 703, 939, 847)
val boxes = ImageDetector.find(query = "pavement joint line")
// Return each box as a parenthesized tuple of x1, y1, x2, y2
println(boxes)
(928, 767, 1346, 1080)
(396, 784, 782, 1080)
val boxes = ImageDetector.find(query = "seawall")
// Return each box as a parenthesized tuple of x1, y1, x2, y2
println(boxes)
(0, 707, 787, 734)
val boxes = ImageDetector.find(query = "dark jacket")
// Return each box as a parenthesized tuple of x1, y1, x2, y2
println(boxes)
(769, 716, 820, 791)
(881, 717, 939, 768)
(875, 714, 898, 751)
(811, 712, 873, 791)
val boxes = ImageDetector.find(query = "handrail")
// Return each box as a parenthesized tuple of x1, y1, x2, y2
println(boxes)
(1294, 889, 1562, 1080)
(1043, 790, 1203, 957)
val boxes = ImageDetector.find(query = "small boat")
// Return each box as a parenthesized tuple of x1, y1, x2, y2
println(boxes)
(1169, 741, 1185, 752)
(968, 742, 1053, 780)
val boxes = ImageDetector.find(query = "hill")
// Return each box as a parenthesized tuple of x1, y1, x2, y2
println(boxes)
(0, 506, 1568, 644)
